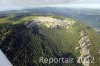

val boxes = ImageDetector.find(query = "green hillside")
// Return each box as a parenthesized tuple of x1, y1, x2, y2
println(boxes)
(0, 15, 100, 66)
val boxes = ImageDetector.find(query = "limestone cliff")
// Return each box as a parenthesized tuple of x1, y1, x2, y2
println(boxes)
(24, 16, 75, 29)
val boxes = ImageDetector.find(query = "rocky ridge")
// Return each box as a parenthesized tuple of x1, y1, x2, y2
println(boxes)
(24, 16, 75, 29)
(77, 29, 92, 66)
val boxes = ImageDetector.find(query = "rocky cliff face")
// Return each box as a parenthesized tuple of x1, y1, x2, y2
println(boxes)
(24, 16, 75, 29)
(77, 29, 92, 66)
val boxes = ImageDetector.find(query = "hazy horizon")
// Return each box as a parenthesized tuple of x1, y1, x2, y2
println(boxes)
(0, 0, 100, 11)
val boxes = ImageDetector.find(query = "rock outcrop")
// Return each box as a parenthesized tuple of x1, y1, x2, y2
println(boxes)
(24, 16, 75, 29)
(77, 29, 92, 66)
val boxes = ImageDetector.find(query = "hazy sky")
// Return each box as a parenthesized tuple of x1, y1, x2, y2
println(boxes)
(0, 0, 100, 11)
